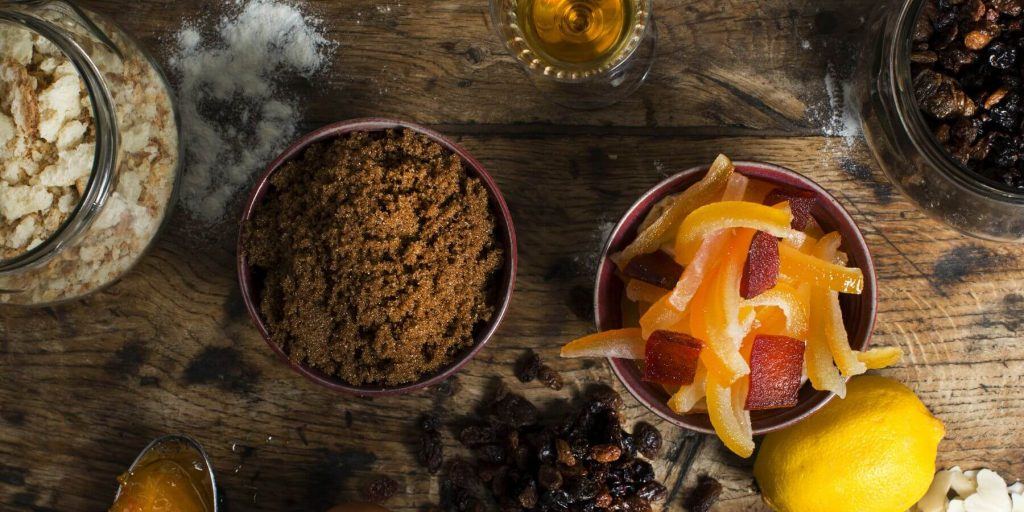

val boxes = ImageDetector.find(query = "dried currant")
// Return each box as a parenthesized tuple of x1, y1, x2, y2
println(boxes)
(515, 351, 542, 383)
(632, 422, 663, 459)
(684, 475, 723, 512)
(537, 364, 564, 390)
(361, 476, 399, 504)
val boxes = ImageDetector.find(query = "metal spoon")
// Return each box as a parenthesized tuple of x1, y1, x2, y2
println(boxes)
(112, 434, 220, 512)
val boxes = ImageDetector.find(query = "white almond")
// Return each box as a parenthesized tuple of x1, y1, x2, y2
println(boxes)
(954, 468, 980, 498)
(1012, 494, 1024, 512)
(965, 470, 1012, 512)
(1009, 483, 1023, 495)
(951, 499, 967, 512)
(918, 469, 956, 512)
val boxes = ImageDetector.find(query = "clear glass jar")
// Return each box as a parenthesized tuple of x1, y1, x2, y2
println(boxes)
(489, 0, 657, 109)
(855, 0, 1024, 242)
(0, 1, 181, 305)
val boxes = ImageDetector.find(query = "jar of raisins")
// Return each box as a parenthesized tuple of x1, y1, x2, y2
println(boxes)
(856, 0, 1024, 242)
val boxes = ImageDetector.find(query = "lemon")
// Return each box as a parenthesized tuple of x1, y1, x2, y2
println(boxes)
(754, 375, 944, 512)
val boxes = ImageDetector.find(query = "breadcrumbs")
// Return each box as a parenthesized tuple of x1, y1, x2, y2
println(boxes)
(244, 129, 504, 386)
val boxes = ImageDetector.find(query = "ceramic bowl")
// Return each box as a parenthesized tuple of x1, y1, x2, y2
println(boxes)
(595, 161, 877, 434)
(238, 118, 517, 397)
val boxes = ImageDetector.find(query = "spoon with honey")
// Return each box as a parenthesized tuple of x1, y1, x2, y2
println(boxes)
(110, 434, 218, 512)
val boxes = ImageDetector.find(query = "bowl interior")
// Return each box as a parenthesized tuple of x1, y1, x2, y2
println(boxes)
(596, 161, 877, 435)
(237, 118, 517, 396)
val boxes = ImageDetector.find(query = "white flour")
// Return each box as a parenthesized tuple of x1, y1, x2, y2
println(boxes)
(810, 65, 860, 146)
(168, 0, 334, 223)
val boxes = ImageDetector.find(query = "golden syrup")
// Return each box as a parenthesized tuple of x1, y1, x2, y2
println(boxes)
(109, 440, 213, 512)
(517, 0, 634, 65)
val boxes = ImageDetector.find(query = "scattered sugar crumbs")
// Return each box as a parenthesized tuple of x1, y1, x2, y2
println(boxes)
(243, 129, 504, 387)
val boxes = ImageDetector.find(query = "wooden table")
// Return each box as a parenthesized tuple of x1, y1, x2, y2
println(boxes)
(2, 0, 1023, 510)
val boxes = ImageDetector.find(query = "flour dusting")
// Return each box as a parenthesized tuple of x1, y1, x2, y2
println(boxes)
(168, 0, 335, 223)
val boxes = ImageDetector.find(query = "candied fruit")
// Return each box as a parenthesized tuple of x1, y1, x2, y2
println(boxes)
(624, 251, 683, 290)
(642, 330, 703, 387)
(740, 230, 780, 299)
(778, 243, 864, 294)
(612, 155, 734, 269)
(626, 279, 670, 304)
(674, 201, 800, 264)
(706, 372, 754, 457)
(764, 187, 817, 230)
(857, 346, 904, 369)
(745, 335, 805, 411)
(561, 328, 646, 360)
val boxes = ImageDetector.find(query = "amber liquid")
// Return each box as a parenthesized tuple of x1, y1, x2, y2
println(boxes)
(110, 441, 214, 512)
(517, 0, 634, 66)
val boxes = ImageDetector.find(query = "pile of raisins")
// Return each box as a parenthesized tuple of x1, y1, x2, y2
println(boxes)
(430, 384, 666, 512)
(516, 351, 564, 391)
(912, 0, 1024, 189)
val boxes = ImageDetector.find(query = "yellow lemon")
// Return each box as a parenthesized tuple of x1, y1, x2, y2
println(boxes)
(754, 375, 944, 512)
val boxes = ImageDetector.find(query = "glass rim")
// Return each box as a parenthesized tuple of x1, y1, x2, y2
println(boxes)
(489, 0, 654, 83)
(0, 9, 118, 272)
(891, 0, 1024, 204)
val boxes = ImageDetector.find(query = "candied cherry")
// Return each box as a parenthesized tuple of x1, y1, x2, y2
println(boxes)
(764, 188, 817, 230)
(642, 330, 702, 387)
(745, 334, 805, 411)
(740, 230, 780, 299)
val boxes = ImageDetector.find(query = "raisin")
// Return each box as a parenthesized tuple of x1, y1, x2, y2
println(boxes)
(419, 430, 444, 474)
(587, 385, 624, 412)
(459, 425, 496, 447)
(538, 464, 564, 490)
(632, 422, 662, 459)
(361, 476, 399, 504)
(572, 476, 602, 501)
(477, 443, 507, 464)
(420, 413, 441, 433)
(556, 439, 577, 466)
(590, 444, 623, 463)
(988, 42, 1018, 68)
(623, 496, 653, 512)
(515, 351, 542, 383)
(518, 480, 539, 508)
(684, 476, 723, 512)
(492, 392, 539, 427)
(537, 365, 564, 390)
(636, 482, 667, 502)
(446, 458, 479, 489)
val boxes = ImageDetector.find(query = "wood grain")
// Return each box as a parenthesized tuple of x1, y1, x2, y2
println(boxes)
(1, 0, 1023, 511)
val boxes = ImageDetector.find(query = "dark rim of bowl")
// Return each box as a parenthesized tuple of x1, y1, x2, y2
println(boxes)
(594, 160, 878, 435)
(237, 118, 518, 397)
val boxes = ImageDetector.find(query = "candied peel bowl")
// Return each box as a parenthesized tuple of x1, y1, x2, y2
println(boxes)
(237, 118, 518, 397)
(595, 161, 878, 435)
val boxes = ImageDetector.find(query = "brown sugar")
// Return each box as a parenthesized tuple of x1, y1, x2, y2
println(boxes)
(243, 129, 504, 387)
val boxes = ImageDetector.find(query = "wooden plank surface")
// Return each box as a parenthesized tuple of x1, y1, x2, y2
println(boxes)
(2, 0, 1023, 511)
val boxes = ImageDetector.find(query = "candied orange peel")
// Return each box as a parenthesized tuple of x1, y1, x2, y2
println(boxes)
(779, 242, 864, 294)
(561, 328, 645, 360)
(612, 154, 735, 269)
(674, 201, 804, 264)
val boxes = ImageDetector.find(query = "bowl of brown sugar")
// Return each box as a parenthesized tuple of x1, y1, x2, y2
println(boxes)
(238, 118, 517, 396)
